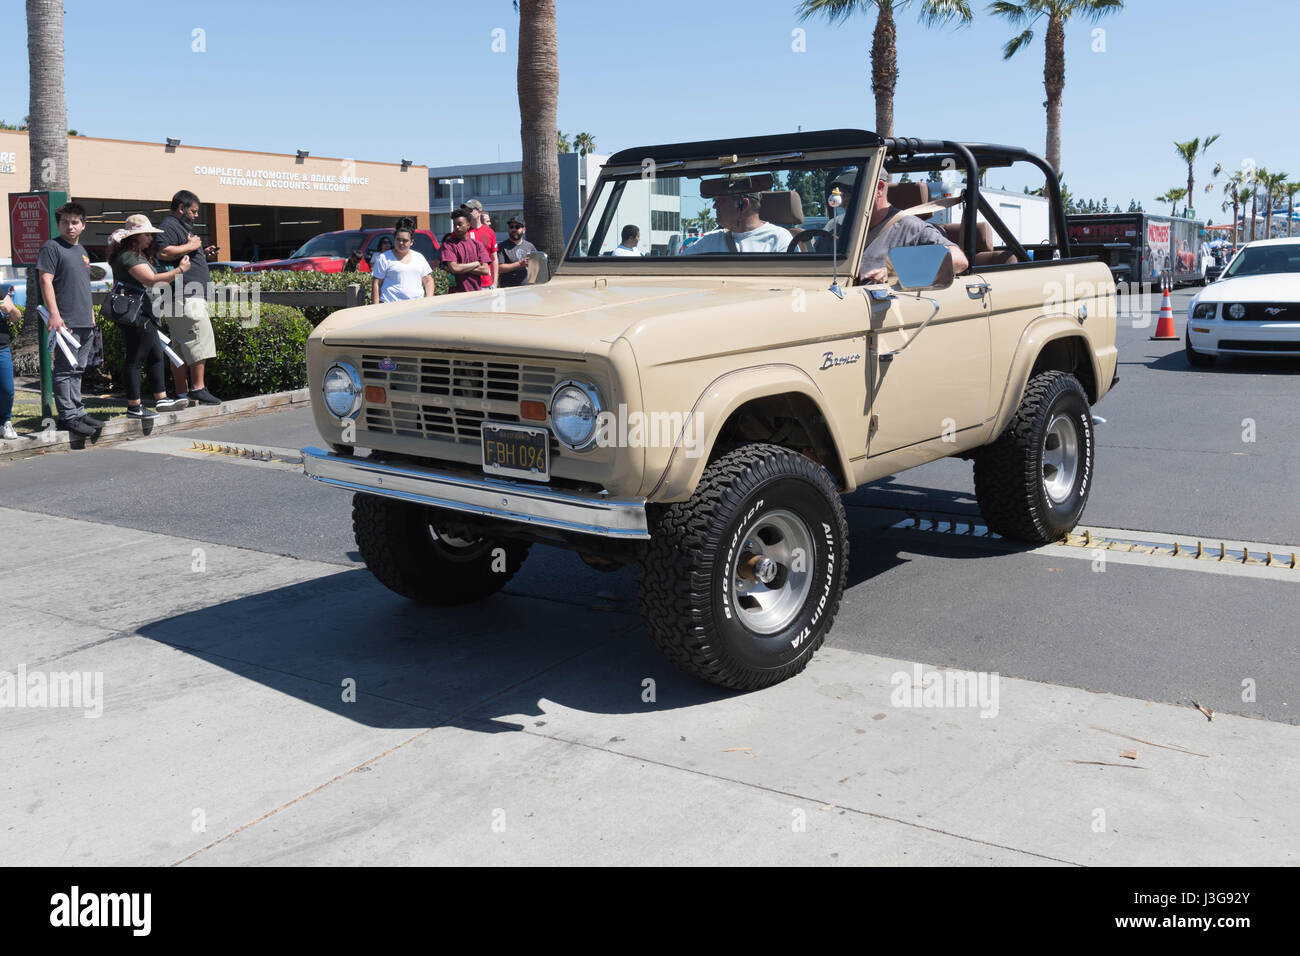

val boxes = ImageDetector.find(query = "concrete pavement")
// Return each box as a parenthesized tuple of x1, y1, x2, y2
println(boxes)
(2, 506, 1294, 866)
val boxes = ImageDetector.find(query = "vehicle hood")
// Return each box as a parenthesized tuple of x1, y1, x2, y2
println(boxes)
(1197, 273, 1300, 302)
(313, 277, 779, 358)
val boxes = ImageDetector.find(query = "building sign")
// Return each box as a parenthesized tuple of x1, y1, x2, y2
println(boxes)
(192, 165, 371, 194)
(0, 151, 16, 175)
(9, 193, 51, 266)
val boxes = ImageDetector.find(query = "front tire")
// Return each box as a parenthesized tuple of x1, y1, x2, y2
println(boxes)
(637, 444, 848, 690)
(973, 371, 1094, 543)
(352, 493, 530, 605)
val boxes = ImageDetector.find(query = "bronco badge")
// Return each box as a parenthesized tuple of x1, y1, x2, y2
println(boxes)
(820, 351, 861, 370)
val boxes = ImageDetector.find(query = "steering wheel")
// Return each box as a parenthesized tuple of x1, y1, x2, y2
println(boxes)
(786, 229, 835, 254)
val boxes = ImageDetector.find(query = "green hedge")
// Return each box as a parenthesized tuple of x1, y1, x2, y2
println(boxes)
(212, 266, 451, 324)
(97, 303, 313, 400)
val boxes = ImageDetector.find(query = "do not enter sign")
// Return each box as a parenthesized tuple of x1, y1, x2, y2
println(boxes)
(8, 192, 54, 266)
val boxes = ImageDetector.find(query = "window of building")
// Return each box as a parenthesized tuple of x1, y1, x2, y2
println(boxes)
(651, 209, 681, 232)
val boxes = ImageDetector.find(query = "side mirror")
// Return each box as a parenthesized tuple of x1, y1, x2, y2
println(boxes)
(526, 250, 550, 285)
(887, 245, 953, 290)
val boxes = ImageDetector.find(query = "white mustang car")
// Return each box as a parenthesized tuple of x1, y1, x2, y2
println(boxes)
(1186, 238, 1300, 365)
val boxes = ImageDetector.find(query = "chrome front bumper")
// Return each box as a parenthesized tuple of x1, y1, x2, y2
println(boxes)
(301, 447, 650, 539)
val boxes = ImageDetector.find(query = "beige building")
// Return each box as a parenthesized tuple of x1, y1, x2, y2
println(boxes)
(1, 130, 428, 262)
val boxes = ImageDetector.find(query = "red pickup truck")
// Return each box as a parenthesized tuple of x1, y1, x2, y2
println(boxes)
(239, 227, 440, 273)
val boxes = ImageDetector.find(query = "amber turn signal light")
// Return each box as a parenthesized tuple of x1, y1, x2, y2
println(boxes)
(364, 385, 387, 404)
(520, 400, 547, 421)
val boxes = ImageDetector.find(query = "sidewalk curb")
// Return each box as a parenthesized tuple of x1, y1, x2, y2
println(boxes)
(0, 388, 311, 461)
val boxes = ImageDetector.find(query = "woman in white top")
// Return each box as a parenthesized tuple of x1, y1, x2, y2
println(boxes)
(370, 217, 434, 303)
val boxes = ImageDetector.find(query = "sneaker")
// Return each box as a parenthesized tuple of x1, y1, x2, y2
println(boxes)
(1, 421, 16, 440)
(154, 397, 187, 412)
(189, 388, 222, 406)
(126, 405, 158, 420)
(80, 414, 106, 430)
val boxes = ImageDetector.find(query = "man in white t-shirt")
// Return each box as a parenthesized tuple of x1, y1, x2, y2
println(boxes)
(612, 224, 642, 256)
(370, 227, 435, 302)
(681, 189, 793, 254)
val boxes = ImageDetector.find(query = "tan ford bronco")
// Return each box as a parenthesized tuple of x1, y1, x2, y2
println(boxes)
(302, 130, 1118, 690)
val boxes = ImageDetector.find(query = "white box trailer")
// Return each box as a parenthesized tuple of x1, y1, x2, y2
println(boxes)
(928, 185, 1052, 247)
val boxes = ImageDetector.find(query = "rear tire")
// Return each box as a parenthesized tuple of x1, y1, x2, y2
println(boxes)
(973, 371, 1094, 543)
(637, 444, 848, 690)
(352, 493, 530, 605)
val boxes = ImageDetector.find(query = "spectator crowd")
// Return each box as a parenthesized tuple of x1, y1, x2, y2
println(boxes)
(1, 190, 537, 444)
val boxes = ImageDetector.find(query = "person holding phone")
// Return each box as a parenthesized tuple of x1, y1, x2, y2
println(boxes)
(0, 284, 20, 440)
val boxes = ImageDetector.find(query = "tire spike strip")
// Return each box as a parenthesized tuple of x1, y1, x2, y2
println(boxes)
(889, 511, 1297, 572)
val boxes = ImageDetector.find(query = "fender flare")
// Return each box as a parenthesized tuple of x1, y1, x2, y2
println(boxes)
(990, 317, 1104, 437)
(644, 363, 857, 501)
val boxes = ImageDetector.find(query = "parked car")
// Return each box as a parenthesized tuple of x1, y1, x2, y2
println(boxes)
(1185, 237, 1300, 365)
(208, 261, 250, 273)
(300, 128, 1117, 690)
(0, 259, 27, 307)
(239, 228, 440, 274)
(89, 261, 111, 293)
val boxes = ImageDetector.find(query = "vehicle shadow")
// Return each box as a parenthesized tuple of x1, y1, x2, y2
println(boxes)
(134, 567, 741, 734)
(1137, 351, 1300, 374)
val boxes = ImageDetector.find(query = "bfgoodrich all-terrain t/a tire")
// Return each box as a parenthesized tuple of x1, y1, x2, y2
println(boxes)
(637, 443, 849, 691)
(352, 493, 530, 605)
(973, 370, 1095, 544)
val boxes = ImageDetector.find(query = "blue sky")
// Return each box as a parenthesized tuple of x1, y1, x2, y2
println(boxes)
(2, 0, 1294, 223)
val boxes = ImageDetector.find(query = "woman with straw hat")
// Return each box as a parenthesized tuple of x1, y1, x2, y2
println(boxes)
(108, 214, 191, 418)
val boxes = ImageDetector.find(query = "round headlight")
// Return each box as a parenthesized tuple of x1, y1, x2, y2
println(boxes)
(1228, 303, 1247, 319)
(550, 381, 601, 450)
(1191, 302, 1214, 319)
(323, 363, 362, 419)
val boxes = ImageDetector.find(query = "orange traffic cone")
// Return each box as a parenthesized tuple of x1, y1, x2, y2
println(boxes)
(1151, 286, 1177, 340)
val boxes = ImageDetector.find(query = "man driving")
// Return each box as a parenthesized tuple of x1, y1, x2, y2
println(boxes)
(682, 177, 793, 254)
(859, 175, 969, 282)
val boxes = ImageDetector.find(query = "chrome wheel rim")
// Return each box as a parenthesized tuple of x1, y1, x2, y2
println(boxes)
(1042, 414, 1080, 505)
(428, 525, 491, 561)
(729, 508, 815, 635)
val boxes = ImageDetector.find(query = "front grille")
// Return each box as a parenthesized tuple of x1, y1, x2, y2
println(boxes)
(360, 352, 558, 445)
(1218, 339, 1300, 352)
(1222, 303, 1300, 321)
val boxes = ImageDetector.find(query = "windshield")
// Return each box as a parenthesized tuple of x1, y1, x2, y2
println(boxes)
(0, 265, 22, 281)
(568, 156, 869, 260)
(290, 231, 365, 259)
(1222, 244, 1300, 278)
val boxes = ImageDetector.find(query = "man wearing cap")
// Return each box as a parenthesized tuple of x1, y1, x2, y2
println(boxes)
(461, 200, 498, 288)
(496, 216, 537, 288)
(681, 186, 793, 254)
(859, 175, 968, 283)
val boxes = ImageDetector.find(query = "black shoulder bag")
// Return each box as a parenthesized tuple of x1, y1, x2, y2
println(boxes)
(105, 280, 154, 330)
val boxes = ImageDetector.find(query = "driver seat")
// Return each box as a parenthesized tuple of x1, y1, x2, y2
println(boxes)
(760, 191, 804, 231)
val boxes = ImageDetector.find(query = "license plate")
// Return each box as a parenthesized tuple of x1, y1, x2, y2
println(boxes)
(481, 422, 550, 482)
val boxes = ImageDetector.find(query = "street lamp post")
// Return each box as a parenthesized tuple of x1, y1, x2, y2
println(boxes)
(438, 178, 464, 221)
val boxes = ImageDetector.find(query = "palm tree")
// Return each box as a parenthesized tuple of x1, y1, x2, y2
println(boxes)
(990, 0, 1124, 173)
(572, 132, 596, 156)
(1282, 180, 1300, 238)
(1155, 187, 1187, 217)
(1173, 134, 1218, 216)
(1261, 170, 1286, 239)
(556, 130, 571, 153)
(517, 0, 564, 268)
(1219, 170, 1246, 247)
(795, 1, 974, 141)
(21, 0, 70, 356)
